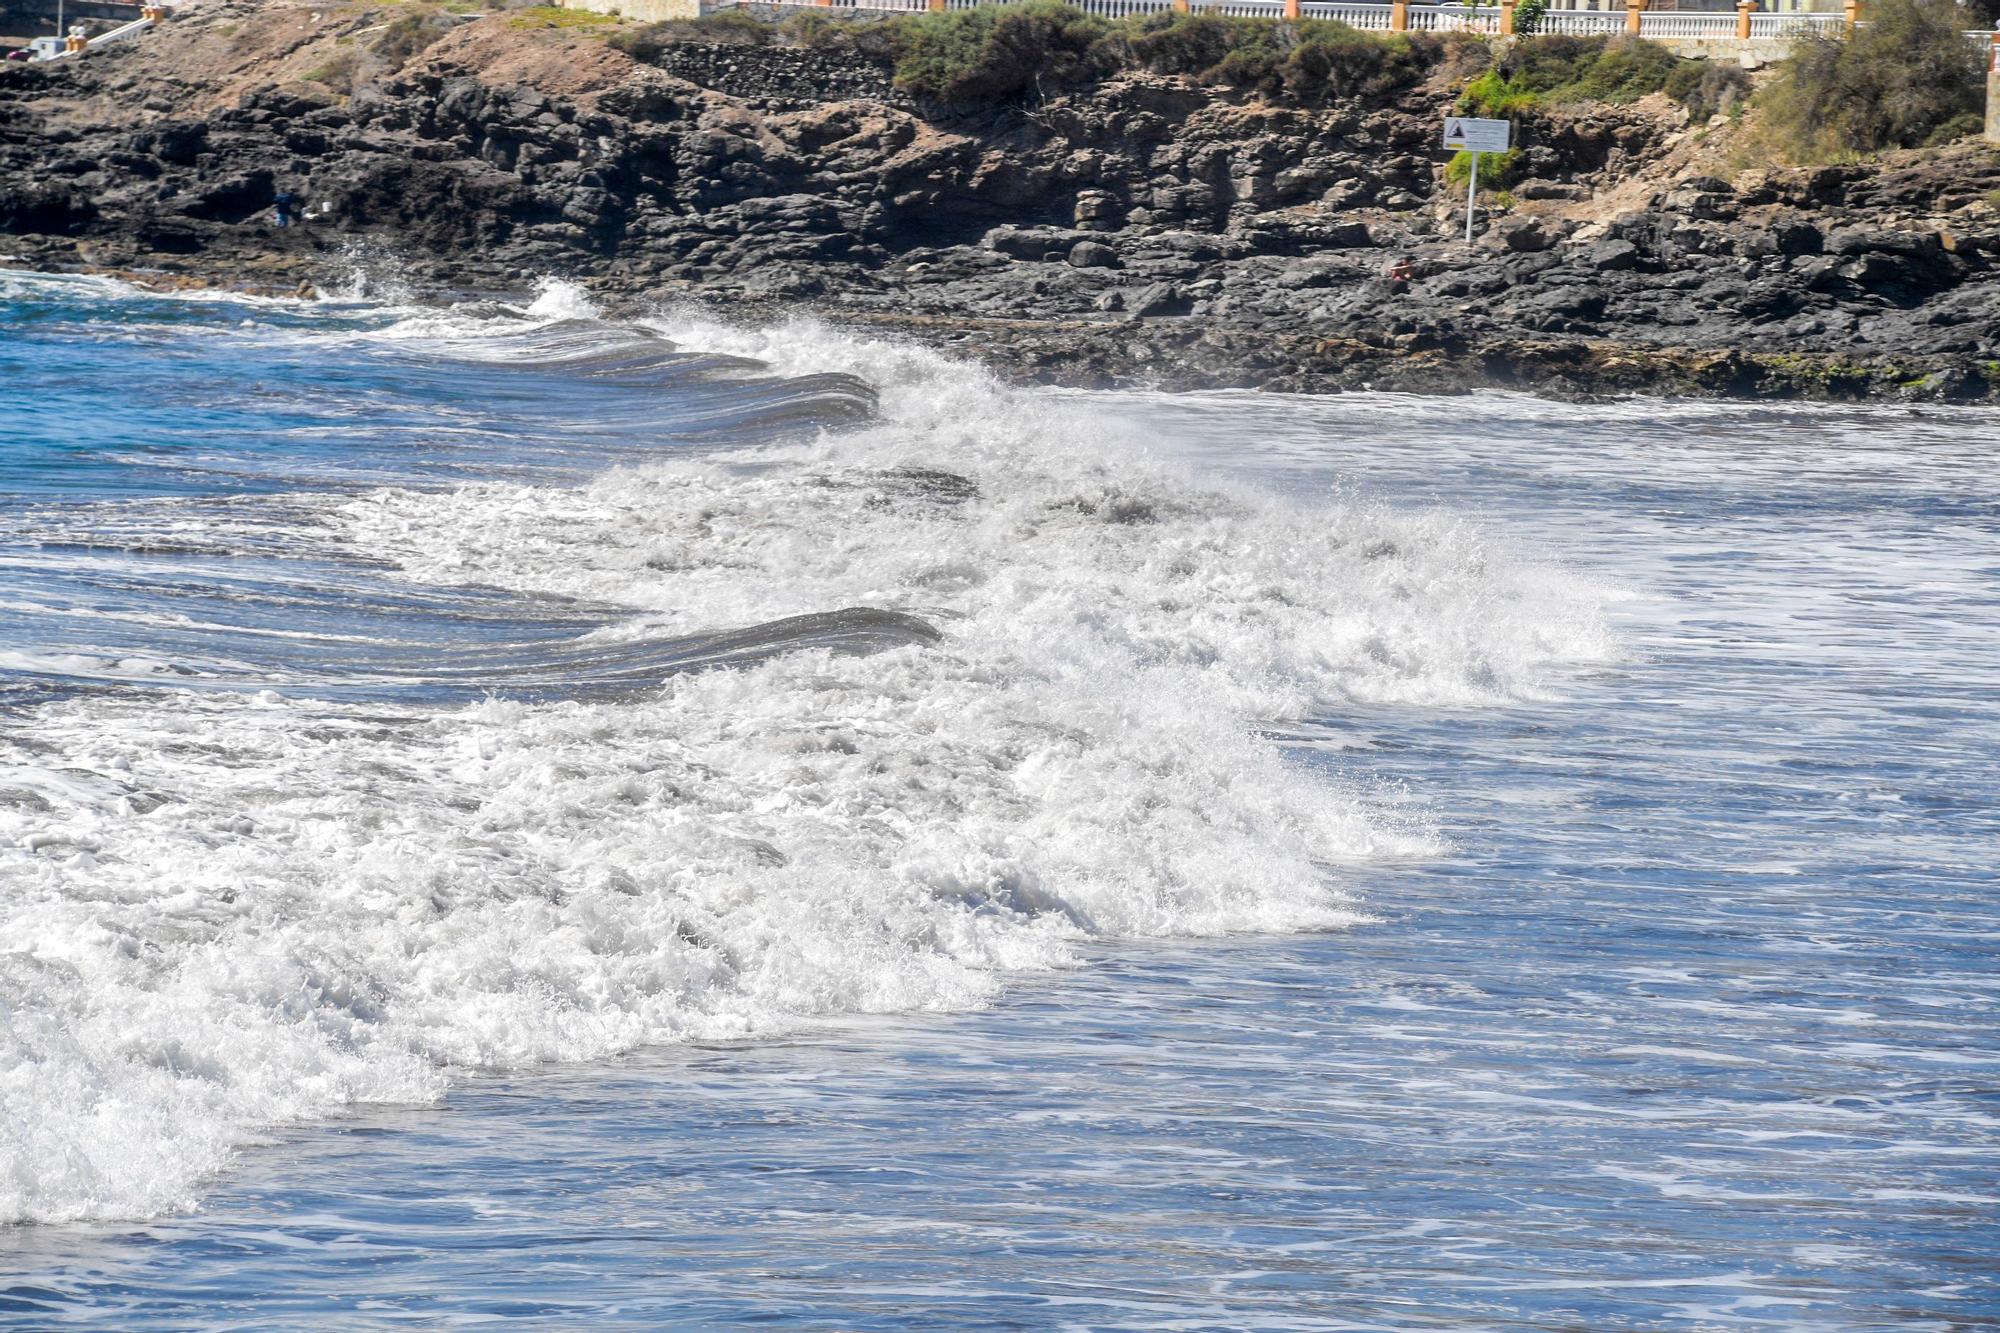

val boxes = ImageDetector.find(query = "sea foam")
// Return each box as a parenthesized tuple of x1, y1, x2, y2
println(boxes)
(0, 288, 1613, 1224)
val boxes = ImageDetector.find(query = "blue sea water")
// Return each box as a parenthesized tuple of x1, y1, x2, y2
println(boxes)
(1, 271, 1996, 1329)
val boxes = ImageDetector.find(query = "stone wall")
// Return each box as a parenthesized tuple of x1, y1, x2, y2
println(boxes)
(646, 42, 904, 108)
(1651, 34, 1792, 64)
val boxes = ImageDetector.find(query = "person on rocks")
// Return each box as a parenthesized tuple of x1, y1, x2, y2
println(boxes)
(1386, 255, 1417, 294)
(274, 190, 297, 229)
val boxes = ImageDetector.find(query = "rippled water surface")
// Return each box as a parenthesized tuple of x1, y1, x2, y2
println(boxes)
(2, 274, 1995, 1329)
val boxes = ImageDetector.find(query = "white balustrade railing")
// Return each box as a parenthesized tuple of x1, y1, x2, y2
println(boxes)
(1638, 10, 1738, 36)
(1076, 0, 1178, 13)
(1746, 11, 1843, 36)
(1407, 3, 1502, 30)
(1532, 8, 1627, 34)
(1187, 0, 1290, 15)
(1300, 2, 1394, 26)
(754, 0, 1986, 55)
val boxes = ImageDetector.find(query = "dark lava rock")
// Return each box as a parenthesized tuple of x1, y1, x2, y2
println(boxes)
(1068, 240, 1118, 269)
(1584, 238, 1640, 272)
(1127, 281, 1192, 318)
(1483, 216, 1557, 254)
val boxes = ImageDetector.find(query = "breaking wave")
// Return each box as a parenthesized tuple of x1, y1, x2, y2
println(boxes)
(0, 279, 1614, 1224)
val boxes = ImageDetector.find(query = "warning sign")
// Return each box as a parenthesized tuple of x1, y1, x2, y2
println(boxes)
(1442, 116, 1512, 153)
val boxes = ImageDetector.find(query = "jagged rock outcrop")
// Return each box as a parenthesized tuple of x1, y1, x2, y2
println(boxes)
(3, 7, 1997, 402)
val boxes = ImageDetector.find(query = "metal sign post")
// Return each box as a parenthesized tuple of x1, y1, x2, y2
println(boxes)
(1441, 116, 1512, 244)
(1465, 151, 1479, 245)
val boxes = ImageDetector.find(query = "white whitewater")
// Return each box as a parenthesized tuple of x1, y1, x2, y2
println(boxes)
(0, 282, 1614, 1224)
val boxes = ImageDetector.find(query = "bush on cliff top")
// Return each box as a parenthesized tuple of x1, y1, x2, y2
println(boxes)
(777, 9, 901, 59)
(1121, 12, 1453, 100)
(1458, 33, 1746, 121)
(1755, 0, 1985, 161)
(606, 1, 1474, 107)
(891, 0, 1115, 101)
(1120, 10, 1255, 78)
(1277, 22, 1451, 102)
(889, 5, 1465, 106)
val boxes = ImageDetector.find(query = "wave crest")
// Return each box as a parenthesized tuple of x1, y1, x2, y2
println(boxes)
(0, 296, 1613, 1226)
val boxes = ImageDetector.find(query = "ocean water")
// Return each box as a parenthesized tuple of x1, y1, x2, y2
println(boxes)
(1, 270, 1995, 1329)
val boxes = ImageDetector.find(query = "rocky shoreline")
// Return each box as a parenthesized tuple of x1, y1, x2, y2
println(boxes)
(5, 2, 1999, 402)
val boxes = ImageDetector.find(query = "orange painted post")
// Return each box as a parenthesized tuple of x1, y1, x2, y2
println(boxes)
(1284, 0, 1301, 17)
(1390, 0, 1409, 29)
(1624, 0, 1645, 33)
(1843, 0, 1861, 29)
(1735, 0, 1753, 36)
(1499, 0, 1516, 34)
(928, 0, 945, 10)
(1172, 0, 1190, 10)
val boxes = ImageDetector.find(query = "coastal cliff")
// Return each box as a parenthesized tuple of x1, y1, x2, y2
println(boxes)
(4, 0, 1998, 400)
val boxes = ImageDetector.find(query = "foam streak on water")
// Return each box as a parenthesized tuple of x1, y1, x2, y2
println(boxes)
(0, 276, 1609, 1228)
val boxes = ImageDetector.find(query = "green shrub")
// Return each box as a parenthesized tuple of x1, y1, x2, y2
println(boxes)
(1204, 42, 1286, 91)
(1121, 10, 1266, 78)
(1458, 66, 1538, 114)
(891, 0, 1113, 102)
(1434, 28, 1495, 81)
(1756, 0, 1985, 161)
(1664, 58, 1751, 120)
(1123, 14, 1447, 100)
(1513, 0, 1548, 35)
(887, 4, 1451, 105)
(779, 9, 899, 57)
(1445, 144, 1521, 189)
(1565, 32, 1680, 99)
(1458, 32, 1708, 115)
(1285, 22, 1438, 102)
(1922, 110, 1985, 145)
(600, 2, 1464, 108)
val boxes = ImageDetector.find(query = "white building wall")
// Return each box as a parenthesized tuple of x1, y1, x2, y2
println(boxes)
(556, 0, 705, 21)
